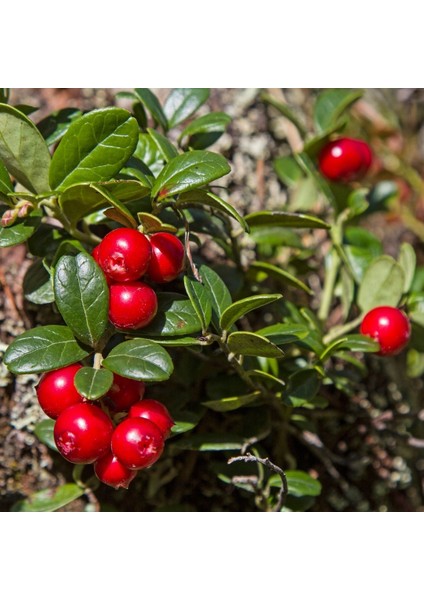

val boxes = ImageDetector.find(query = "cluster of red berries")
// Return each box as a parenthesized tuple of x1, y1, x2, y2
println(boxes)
(318, 137, 372, 183)
(36, 363, 174, 489)
(92, 228, 185, 329)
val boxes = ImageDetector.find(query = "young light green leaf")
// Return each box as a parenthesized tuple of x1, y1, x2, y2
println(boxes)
(245, 210, 330, 229)
(176, 190, 248, 231)
(358, 256, 405, 313)
(4, 325, 91, 374)
(314, 89, 363, 133)
(130, 293, 202, 337)
(134, 89, 168, 131)
(398, 242, 416, 294)
(0, 210, 41, 247)
(147, 128, 179, 162)
(54, 253, 109, 348)
(164, 88, 210, 129)
(11, 484, 84, 512)
(203, 391, 261, 412)
(220, 294, 282, 331)
(227, 331, 284, 358)
(249, 261, 313, 295)
(184, 276, 212, 332)
(74, 367, 114, 400)
(198, 264, 232, 331)
(49, 108, 139, 191)
(0, 103, 51, 194)
(151, 150, 231, 200)
(102, 339, 173, 382)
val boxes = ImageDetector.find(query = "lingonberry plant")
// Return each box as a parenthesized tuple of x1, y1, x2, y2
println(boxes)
(1, 88, 423, 511)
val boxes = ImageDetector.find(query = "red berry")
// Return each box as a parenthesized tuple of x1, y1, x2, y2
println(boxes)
(318, 137, 372, 183)
(106, 374, 146, 413)
(97, 228, 151, 283)
(147, 232, 185, 283)
(54, 403, 114, 464)
(94, 452, 137, 489)
(360, 306, 411, 356)
(111, 417, 164, 470)
(129, 399, 174, 439)
(109, 281, 158, 330)
(92, 245, 113, 285)
(36, 363, 84, 420)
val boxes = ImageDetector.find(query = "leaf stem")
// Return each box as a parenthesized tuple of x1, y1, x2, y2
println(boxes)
(322, 314, 363, 345)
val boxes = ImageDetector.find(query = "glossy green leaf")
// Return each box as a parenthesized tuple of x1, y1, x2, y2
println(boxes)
(245, 210, 330, 229)
(227, 331, 284, 358)
(4, 325, 91, 374)
(23, 260, 54, 304)
(335, 334, 380, 354)
(34, 418, 57, 452)
(74, 367, 114, 400)
(49, 108, 139, 191)
(249, 261, 313, 295)
(184, 276, 212, 332)
(179, 112, 231, 145)
(198, 264, 232, 331)
(131, 293, 202, 337)
(203, 391, 261, 412)
(147, 128, 179, 162)
(0, 210, 41, 247)
(164, 88, 210, 128)
(0, 103, 51, 194)
(358, 256, 405, 313)
(141, 336, 205, 347)
(256, 323, 310, 345)
(220, 293, 282, 331)
(90, 184, 137, 228)
(37, 108, 83, 146)
(134, 89, 168, 130)
(274, 155, 304, 187)
(11, 484, 84, 512)
(133, 132, 164, 176)
(54, 253, 109, 347)
(151, 150, 231, 200)
(103, 339, 173, 382)
(176, 190, 248, 231)
(399, 242, 416, 294)
(314, 89, 363, 133)
(285, 369, 320, 407)
(136, 212, 177, 234)
(269, 470, 322, 497)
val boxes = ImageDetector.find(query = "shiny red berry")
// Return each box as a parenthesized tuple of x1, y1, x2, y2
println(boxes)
(360, 306, 411, 356)
(94, 452, 137, 489)
(129, 399, 174, 439)
(109, 282, 158, 330)
(54, 403, 114, 464)
(106, 374, 146, 413)
(97, 228, 151, 283)
(318, 137, 372, 183)
(36, 363, 84, 420)
(147, 232, 185, 283)
(111, 417, 164, 470)
(92, 245, 113, 285)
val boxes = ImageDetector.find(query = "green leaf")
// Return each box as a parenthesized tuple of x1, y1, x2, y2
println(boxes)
(245, 210, 330, 229)
(203, 391, 261, 412)
(90, 184, 137, 228)
(163, 88, 210, 128)
(130, 293, 202, 337)
(37, 108, 83, 146)
(0, 158, 13, 197)
(314, 89, 363, 133)
(245, 369, 286, 389)
(274, 156, 304, 188)
(176, 190, 248, 231)
(141, 336, 205, 347)
(133, 132, 164, 176)
(227, 331, 284, 358)
(335, 334, 380, 354)
(34, 419, 57, 452)
(134, 89, 168, 131)
(23, 260, 54, 304)
(151, 150, 231, 200)
(198, 264, 232, 331)
(136, 212, 177, 234)
(220, 294, 282, 331)
(285, 369, 321, 407)
(11, 484, 84, 512)
(49, 108, 139, 191)
(399, 242, 416, 294)
(256, 323, 310, 345)
(260, 92, 307, 137)
(74, 367, 114, 400)
(54, 253, 109, 348)
(172, 432, 244, 451)
(249, 260, 313, 295)
(147, 127, 179, 162)
(184, 276, 212, 333)
(0, 210, 41, 247)
(4, 325, 91, 374)
(102, 339, 173, 382)
(0, 103, 51, 194)
(179, 112, 231, 147)
(269, 470, 322, 497)
(358, 256, 405, 313)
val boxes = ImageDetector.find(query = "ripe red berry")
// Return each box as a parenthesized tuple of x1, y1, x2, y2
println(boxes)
(54, 403, 114, 464)
(129, 399, 174, 439)
(109, 281, 158, 330)
(318, 137, 372, 183)
(106, 374, 146, 413)
(94, 452, 137, 489)
(92, 245, 113, 285)
(360, 306, 411, 356)
(147, 232, 185, 283)
(97, 228, 151, 283)
(36, 363, 84, 420)
(111, 417, 164, 470)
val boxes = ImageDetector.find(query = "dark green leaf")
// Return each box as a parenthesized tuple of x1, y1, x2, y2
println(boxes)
(368, 180, 399, 208)
(49, 108, 139, 191)
(227, 331, 284, 358)
(163, 88, 210, 128)
(27, 224, 71, 258)
(0, 210, 41, 247)
(34, 419, 57, 452)
(399, 242, 416, 294)
(358, 256, 405, 312)
(54, 253, 109, 347)
(134, 89, 168, 130)
(172, 432, 244, 451)
(245, 369, 285, 389)
(147, 128, 179, 162)
(220, 294, 282, 331)
(23, 260, 54, 304)
(256, 323, 309, 345)
(314, 89, 363, 133)
(90, 184, 137, 228)
(245, 210, 330, 229)
(4, 325, 91, 374)
(176, 190, 248, 231)
(179, 112, 231, 148)
(285, 369, 321, 407)
(74, 367, 114, 400)
(184, 276, 212, 332)
(151, 150, 231, 200)
(198, 264, 232, 331)
(130, 293, 202, 337)
(0, 103, 51, 194)
(171, 407, 206, 435)
(11, 484, 84, 512)
(37, 108, 83, 146)
(249, 261, 313, 295)
(269, 470, 322, 497)
(141, 336, 205, 347)
(102, 339, 173, 382)
(203, 391, 261, 412)
(274, 155, 304, 187)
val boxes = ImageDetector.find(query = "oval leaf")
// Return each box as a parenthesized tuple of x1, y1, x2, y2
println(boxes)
(179, 112, 231, 148)
(269, 470, 322, 497)
(34, 418, 57, 452)
(49, 108, 139, 191)
(314, 88, 363, 133)
(358, 256, 405, 313)
(74, 367, 114, 400)
(0, 103, 51, 193)
(198, 264, 232, 331)
(256, 323, 310, 345)
(130, 292, 202, 337)
(184, 276, 212, 332)
(54, 253, 109, 348)
(151, 150, 231, 200)
(11, 484, 84, 512)
(203, 391, 261, 412)
(4, 325, 91, 374)
(399, 242, 416, 294)
(220, 293, 282, 331)
(102, 339, 173, 382)
(227, 331, 284, 358)
(245, 210, 330, 229)
(163, 88, 210, 129)
(147, 127, 179, 162)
